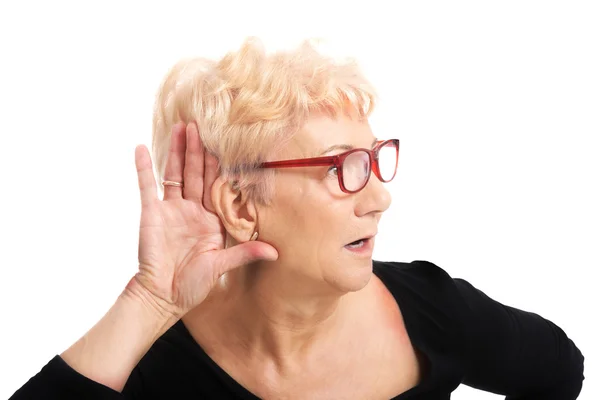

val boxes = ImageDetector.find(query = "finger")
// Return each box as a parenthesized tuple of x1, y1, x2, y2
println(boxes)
(213, 241, 279, 277)
(203, 148, 220, 213)
(182, 122, 205, 203)
(162, 122, 187, 200)
(135, 145, 157, 207)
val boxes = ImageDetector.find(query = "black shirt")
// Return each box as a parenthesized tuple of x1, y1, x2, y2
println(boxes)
(10, 260, 585, 399)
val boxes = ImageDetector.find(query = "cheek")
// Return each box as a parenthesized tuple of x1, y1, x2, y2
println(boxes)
(260, 188, 309, 245)
(262, 174, 353, 259)
(262, 196, 329, 256)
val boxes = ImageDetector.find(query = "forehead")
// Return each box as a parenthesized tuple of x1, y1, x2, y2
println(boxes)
(286, 114, 376, 158)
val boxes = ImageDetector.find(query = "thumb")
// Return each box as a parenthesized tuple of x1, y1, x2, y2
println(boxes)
(213, 241, 279, 276)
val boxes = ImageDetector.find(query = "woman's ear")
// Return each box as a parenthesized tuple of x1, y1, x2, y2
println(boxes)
(211, 176, 257, 242)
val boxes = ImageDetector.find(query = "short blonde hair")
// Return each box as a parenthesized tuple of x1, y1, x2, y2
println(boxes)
(152, 37, 376, 204)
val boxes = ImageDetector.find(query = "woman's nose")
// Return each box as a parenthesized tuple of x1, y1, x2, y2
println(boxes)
(355, 172, 392, 217)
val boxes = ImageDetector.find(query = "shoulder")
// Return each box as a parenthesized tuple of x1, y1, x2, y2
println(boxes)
(374, 259, 451, 276)
(372, 259, 477, 323)
(372, 260, 470, 355)
(373, 259, 456, 295)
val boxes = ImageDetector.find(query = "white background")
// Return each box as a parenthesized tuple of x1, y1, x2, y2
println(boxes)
(1, 1, 598, 398)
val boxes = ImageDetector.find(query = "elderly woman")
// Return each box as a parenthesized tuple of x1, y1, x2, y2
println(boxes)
(12, 38, 584, 399)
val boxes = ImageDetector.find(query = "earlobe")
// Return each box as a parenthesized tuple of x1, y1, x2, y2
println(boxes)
(211, 176, 257, 243)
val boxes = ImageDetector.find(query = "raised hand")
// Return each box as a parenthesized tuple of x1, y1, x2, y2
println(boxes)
(129, 122, 278, 319)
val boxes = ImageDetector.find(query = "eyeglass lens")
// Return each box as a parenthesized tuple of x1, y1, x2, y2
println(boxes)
(342, 142, 397, 192)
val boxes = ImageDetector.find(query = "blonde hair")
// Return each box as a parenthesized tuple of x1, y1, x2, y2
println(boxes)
(152, 37, 376, 204)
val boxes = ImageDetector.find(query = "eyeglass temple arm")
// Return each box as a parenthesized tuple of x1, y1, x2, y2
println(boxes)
(259, 155, 338, 169)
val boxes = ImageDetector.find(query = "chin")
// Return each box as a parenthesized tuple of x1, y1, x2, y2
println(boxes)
(326, 259, 374, 293)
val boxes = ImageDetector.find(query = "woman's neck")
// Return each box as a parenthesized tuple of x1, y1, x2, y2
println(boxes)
(188, 263, 373, 368)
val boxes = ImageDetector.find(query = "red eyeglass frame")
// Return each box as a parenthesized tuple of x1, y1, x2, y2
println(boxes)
(259, 139, 400, 194)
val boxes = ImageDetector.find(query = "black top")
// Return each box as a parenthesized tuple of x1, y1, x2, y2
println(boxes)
(10, 260, 585, 399)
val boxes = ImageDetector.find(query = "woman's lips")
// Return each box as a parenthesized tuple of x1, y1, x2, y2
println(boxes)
(344, 237, 374, 256)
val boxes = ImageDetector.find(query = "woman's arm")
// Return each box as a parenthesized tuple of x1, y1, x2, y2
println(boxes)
(10, 287, 174, 399)
(10, 122, 278, 399)
(60, 286, 177, 391)
(456, 278, 585, 399)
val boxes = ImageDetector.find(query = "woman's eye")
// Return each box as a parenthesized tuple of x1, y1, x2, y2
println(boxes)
(327, 166, 339, 176)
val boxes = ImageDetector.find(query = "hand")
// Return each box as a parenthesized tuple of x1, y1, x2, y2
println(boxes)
(128, 122, 278, 319)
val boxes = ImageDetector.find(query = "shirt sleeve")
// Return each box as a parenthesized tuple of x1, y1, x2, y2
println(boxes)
(454, 278, 585, 399)
(9, 355, 127, 400)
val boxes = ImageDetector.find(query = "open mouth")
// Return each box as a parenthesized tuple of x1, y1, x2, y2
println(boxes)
(345, 238, 368, 249)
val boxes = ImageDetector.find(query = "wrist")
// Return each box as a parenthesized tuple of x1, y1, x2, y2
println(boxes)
(122, 275, 182, 327)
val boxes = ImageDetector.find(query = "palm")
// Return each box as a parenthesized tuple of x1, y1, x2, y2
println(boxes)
(132, 122, 277, 317)
(138, 198, 221, 308)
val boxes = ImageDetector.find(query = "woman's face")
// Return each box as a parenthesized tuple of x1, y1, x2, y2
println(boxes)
(258, 114, 392, 293)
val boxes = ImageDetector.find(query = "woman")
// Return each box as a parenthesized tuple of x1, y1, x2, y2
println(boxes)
(11, 38, 584, 399)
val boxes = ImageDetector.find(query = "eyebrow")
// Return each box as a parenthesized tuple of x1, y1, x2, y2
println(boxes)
(318, 138, 379, 156)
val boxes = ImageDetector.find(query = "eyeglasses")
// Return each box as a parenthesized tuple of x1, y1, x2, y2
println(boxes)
(259, 139, 399, 193)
